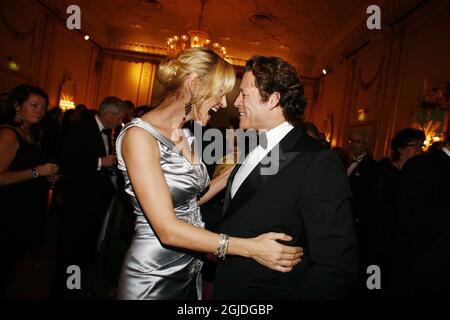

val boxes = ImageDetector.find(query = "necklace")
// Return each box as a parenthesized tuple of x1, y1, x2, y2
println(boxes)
(19, 127, 33, 143)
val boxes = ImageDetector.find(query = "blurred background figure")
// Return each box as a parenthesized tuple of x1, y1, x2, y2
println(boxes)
(0, 92, 9, 124)
(134, 105, 151, 118)
(332, 146, 350, 168)
(122, 100, 135, 124)
(55, 97, 124, 299)
(346, 129, 377, 297)
(41, 106, 63, 164)
(302, 121, 320, 140)
(369, 128, 425, 299)
(0, 84, 59, 298)
(390, 131, 450, 299)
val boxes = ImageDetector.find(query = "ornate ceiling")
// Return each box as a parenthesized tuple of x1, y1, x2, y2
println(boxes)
(39, 0, 425, 76)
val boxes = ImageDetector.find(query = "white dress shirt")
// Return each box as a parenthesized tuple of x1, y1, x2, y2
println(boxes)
(347, 153, 366, 176)
(231, 121, 294, 198)
(95, 115, 109, 170)
(443, 146, 450, 158)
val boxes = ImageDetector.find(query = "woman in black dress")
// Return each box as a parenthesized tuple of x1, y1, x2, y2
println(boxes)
(0, 84, 59, 297)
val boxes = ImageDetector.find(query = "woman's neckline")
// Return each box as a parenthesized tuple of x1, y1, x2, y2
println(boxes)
(134, 118, 203, 167)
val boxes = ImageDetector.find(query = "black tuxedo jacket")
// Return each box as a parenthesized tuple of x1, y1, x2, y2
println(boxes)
(213, 126, 359, 299)
(348, 154, 377, 225)
(61, 115, 112, 179)
(390, 149, 450, 298)
(56, 115, 115, 287)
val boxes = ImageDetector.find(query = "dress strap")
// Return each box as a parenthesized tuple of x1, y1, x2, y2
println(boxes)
(116, 118, 180, 170)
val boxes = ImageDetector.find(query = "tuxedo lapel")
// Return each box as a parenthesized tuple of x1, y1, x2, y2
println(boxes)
(223, 161, 264, 220)
(90, 117, 107, 157)
(222, 163, 241, 215)
(221, 126, 304, 222)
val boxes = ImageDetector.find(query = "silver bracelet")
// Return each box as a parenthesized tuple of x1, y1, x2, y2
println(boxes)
(215, 233, 229, 260)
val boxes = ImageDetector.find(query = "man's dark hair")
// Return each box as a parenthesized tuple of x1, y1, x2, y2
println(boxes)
(245, 56, 307, 126)
(123, 100, 136, 111)
(303, 121, 320, 139)
(390, 128, 426, 160)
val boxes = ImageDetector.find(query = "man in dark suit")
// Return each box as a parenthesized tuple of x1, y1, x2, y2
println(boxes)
(212, 56, 358, 300)
(346, 130, 377, 287)
(390, 132, 450, 299)
(56, 97, 124, 298)
(347, 130, 377, 226)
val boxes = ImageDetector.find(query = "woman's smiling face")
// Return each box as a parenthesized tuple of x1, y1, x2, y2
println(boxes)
(195, 95, 227, 125)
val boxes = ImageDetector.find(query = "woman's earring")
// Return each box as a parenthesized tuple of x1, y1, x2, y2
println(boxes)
(14, 111, 23, 126)
(183, 102, 192, 122)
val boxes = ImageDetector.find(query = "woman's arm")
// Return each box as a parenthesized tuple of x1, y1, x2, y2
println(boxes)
(122, 127, 302, 272)
(0, 128, 59, 186)
(197, 164, 234, 206)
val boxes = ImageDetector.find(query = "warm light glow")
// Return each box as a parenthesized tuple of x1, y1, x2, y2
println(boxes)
(322, 68, 327, 75)
(423, 134, 442, 150)
(166, 30, 227, 58)
(8, 59, 20, 71)
(59, 94, 76, 111)
(84, 35, 90, 40)
(357, 108, 367, 122)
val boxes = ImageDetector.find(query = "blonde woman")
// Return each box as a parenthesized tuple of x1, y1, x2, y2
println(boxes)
(116, 48, 302, 300)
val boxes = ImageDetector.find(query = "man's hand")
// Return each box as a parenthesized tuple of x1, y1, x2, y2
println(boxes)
(101, 155, 117, 168)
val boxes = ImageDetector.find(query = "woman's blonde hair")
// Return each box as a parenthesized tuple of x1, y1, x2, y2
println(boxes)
(157, 47, 235, 110)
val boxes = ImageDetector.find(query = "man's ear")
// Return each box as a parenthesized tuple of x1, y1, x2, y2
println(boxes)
(268, 92, 280, 110)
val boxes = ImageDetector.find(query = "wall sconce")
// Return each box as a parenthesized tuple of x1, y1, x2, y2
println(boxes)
(322, 66, 332, 75)
(357, 108, 368, 121)
(7, 57, 20, 71)
(59, 94, 76, 111)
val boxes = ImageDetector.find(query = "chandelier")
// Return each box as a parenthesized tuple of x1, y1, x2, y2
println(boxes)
(166, 0, 227, 58)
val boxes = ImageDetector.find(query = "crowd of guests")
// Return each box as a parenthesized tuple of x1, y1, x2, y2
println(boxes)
(0, 86, 149, 299)
(0, 83, 449, 299)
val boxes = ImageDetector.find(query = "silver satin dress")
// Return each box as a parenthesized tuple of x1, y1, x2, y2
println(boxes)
(115, 118, 209, 300)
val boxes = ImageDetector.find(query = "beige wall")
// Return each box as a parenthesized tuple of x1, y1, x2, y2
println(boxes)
(0, 0, 157, 109)
(312, 0, 450, 159)
(0, 0, 43, 91)
(96, 55, 156, 108)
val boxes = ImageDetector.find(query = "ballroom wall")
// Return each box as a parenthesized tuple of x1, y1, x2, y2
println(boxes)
(3, 0, 449, 156)
(0, 0, 157, 109)
(310, 0, 450, 159)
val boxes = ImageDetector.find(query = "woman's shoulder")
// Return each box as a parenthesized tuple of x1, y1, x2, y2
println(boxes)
(0, 125, 20, 143)
(117, 120, 160, 156)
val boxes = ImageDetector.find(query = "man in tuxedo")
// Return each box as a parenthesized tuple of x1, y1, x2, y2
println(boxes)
(346, 130, 377, 281)
(347, 130, 377, 225)
(212, 56, 358, 299)
(56, 97, 124, 298)
(390, 132, 450, 298)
